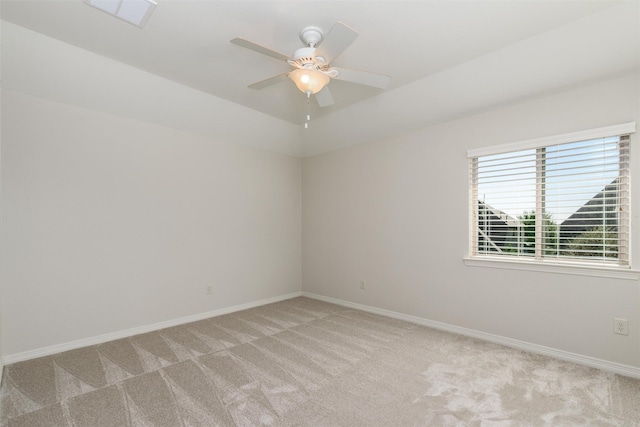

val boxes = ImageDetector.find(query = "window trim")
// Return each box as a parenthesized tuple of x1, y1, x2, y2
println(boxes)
(463, 256, 640, 280)
(467, 122, 636, 158)
(466, 122, 637, 277)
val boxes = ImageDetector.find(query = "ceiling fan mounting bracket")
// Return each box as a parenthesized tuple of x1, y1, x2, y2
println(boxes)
(299, 26, 323, 47)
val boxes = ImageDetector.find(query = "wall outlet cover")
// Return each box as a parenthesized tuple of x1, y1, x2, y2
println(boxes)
(614, 318, 629, 335)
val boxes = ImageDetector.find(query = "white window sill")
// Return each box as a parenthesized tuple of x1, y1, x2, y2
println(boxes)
(463, 256, 640, 280)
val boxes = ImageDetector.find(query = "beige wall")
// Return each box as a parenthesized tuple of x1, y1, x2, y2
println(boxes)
(0, 21, 303, 360)
(302, 73, 640, 368)
(0, 20, 4, 376)
(1, 15, 638, 373)
(1, 89, 301, 356)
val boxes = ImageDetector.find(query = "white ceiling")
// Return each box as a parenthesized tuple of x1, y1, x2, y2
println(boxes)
(1, 1, 638, 157)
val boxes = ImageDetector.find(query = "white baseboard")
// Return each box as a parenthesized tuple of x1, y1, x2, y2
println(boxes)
(3, 291, 302, 365)
(303, 292, 640, 379)
(6, 290, 638, 380)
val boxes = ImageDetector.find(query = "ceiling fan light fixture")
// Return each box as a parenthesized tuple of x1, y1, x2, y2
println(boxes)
(288, 68, 330, 94)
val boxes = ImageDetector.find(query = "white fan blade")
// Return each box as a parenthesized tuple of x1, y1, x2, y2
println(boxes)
(332, 67, 391, 89)
(314, 22, 358, 64)
(248, 73, 289, 89)
(315, 86, 334, 107)
(231, 37, 291, 62)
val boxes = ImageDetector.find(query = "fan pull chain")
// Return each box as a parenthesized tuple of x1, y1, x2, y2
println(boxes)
(304, 90, 311, 129)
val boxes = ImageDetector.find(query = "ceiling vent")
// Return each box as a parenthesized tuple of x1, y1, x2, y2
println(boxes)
(84, 0, 157, 28)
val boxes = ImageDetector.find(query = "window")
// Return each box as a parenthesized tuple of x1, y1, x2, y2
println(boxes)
(468, 123, 635, 268)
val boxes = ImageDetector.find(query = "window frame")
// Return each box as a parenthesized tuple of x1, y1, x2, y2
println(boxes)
(465, 122, 639, 280)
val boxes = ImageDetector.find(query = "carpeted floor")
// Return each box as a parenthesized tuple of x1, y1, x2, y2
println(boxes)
(1, 296, 639, 426)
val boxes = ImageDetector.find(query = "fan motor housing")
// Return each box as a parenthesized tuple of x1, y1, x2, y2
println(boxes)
(292, 46, 316, 65)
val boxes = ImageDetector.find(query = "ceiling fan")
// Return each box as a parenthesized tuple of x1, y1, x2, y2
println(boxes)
(231, 22, 391, 107)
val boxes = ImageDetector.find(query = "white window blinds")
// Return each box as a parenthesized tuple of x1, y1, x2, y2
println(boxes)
(469, 125, 633, 267)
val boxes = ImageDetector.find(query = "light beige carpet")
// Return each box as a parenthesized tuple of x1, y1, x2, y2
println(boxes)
(1, 297, 639, 426)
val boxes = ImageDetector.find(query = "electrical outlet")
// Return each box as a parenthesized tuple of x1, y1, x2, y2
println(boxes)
(360, 280, 366, 290)
(206, 284, 213, 295)
(614, 318, 628, 335)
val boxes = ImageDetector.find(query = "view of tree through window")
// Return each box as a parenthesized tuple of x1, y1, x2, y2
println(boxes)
(471, 134, 630, 266)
